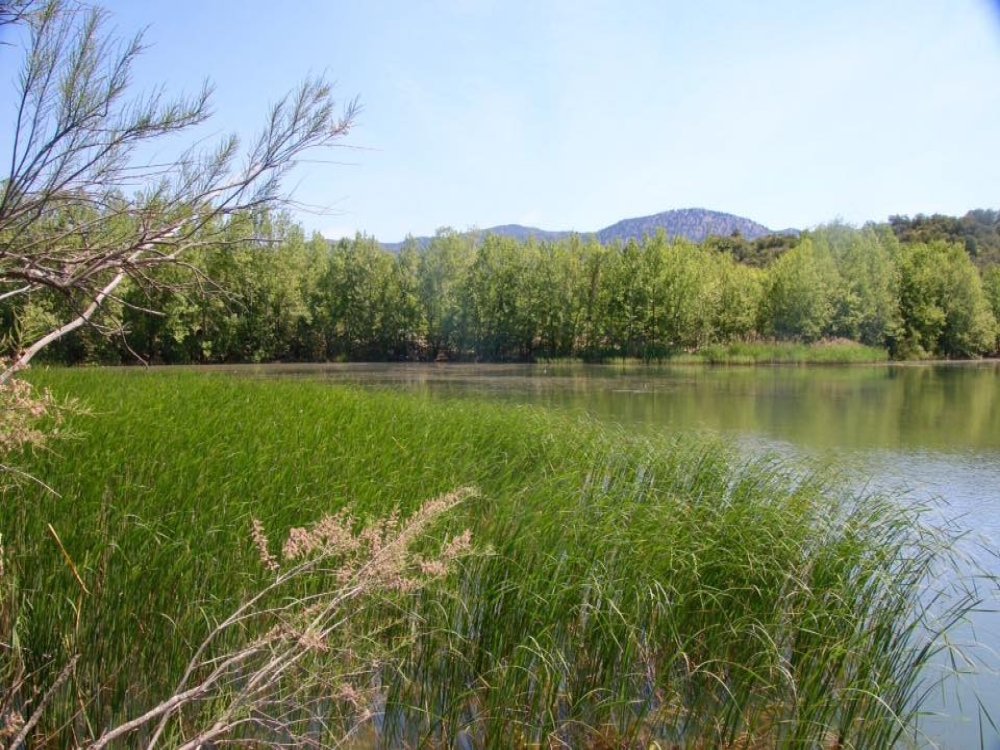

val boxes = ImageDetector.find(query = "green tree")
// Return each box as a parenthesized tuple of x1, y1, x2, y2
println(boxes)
(417, 229, 476, 358)
(601, 240, 648, 357)
(763, 239, 839, 341)
(983, 266, 1000, 353)
(135, 213, 319, 363)
(530, 240, 582, 357)
(460, 235, 536, 360)
(813, 225, 901, 348)
(319, 236, 424, 360)
(384, 246, 427, 358)
(938, 247, 997, 357)
(322, 236, 385, 358)
(651, 238, 716, 351)
(576, 239, 615, 359)
(896, 241, 996, 358)
(711, 253, 764, 341)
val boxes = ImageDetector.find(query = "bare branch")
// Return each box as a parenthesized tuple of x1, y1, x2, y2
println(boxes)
(1, 259, 130, 382)
(6, 654, 78, 750)
(0, 284, 36, 302)
(1, 0, 358, 371)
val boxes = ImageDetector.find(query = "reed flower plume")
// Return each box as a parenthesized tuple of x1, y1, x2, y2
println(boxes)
(86, 486, 478, 750)
(0, 366, 59, 456)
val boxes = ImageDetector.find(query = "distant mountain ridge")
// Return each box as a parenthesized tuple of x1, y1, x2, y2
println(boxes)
(379, 208, 793, 251)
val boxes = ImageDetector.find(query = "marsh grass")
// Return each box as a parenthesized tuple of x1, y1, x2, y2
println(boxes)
(0, 369, 983, 747)
(669, 340, 890, 365)
(553, 340, 888, 366)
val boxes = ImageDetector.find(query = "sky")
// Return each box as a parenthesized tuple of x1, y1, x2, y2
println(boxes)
(4, 0, 1000, 240)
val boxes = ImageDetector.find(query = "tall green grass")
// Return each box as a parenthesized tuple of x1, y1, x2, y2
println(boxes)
(1, 369, 976, 747)
(551, 340, 889, 365)
(670, 340, 890, 365)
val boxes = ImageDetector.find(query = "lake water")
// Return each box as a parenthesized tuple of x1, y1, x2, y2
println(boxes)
(192, 360, 1000, 748)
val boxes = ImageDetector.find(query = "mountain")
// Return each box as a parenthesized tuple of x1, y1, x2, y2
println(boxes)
(596, 208, 778, 244)
(378, 208, 793, 252)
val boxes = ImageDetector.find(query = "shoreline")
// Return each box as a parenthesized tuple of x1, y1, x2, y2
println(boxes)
(61, 356, 1000, 372)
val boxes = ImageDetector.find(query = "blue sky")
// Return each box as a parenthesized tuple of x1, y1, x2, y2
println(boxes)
(5, 1, 1000, 240)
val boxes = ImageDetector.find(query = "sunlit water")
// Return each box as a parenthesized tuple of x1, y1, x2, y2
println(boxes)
(172, 360, 1000, 748)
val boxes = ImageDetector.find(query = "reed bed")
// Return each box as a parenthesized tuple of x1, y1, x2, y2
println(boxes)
(669, 340, 889, 365)
(0, 369, 978, 748)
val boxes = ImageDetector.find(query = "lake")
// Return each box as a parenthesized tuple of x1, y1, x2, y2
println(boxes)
(180, 360, 1000, 748)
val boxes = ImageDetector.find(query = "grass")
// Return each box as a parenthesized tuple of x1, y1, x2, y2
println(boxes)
(0, 368, 978, 747)
(552, 340, 890, 365)
(669, 340, 890, 365)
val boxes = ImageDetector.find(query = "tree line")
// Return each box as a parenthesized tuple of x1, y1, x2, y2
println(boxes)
(5, 214, 999, 365)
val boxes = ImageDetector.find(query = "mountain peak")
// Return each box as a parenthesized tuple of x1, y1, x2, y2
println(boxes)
(596, 208, 775, 245)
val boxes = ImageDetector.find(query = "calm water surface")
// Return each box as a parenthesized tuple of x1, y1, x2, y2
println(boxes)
(189, 360, 1000, 748)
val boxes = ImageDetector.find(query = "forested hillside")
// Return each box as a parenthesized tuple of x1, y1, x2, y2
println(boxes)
(890, 210, 1000, 268)
(7, 212, 997, 365)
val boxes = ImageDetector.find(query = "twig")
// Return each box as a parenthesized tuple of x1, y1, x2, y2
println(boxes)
(0, 463, 61, 497)
(6, 654, 78, 750)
